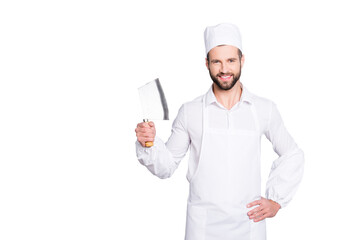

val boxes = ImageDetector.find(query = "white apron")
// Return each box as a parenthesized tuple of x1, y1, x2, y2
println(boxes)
(185, 95, 266, 240)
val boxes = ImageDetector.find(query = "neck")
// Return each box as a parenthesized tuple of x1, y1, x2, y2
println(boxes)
(213, 81, 242, 110)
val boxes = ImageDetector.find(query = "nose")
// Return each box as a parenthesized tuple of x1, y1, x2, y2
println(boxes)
(220, 62, 230, 74)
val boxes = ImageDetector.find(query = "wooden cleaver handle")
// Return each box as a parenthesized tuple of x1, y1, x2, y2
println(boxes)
(143, 119, 154, 147)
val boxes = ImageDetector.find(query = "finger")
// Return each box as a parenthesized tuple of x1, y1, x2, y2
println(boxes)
(253, 212, 270, 222)
(136, 127, 151, 134)
(137, 122, 150, 128)
(247, 206, 262, 216)
(148, 121, 155, 127)
(137, 124, 156, 132)
(137, 129, 155, 137)
(251, 210, 264, 220)
(249, 208, 265, 219)
(137, 134, 154, 140)
(135, 127, 147, 133)
(138, 138, 154, 147)
(247, 200, 262, 208)
(138, 137, 155, 143)
(144, 137, 155, 142)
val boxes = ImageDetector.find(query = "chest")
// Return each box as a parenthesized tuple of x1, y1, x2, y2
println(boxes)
(187, 103, 260, 144)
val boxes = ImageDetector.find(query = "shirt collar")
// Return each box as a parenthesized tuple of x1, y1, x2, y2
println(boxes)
(205, 82, 254, 107)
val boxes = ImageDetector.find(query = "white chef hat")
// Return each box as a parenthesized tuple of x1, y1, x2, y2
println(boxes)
(204, 23, 243, 56)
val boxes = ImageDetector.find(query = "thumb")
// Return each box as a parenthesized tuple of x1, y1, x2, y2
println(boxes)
(148, 121, 155, 127)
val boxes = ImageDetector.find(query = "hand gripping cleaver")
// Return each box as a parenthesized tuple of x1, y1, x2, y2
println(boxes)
(138, 78, 169, 147)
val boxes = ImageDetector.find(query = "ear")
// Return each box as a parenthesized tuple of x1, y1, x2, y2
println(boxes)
(205, 57, 209, 70)
(240, 54, 245, 69)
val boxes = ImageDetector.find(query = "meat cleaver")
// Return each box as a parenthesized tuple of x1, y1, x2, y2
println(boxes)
(138, 78, 169, 147)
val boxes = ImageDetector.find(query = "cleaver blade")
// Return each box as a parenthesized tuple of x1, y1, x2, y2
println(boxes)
(138, 78, 169, 121)
(138, 78, 169, 147)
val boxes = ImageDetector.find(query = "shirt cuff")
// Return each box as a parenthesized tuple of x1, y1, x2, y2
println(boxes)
(266, 195, 285, 209)
(135, 137, 162, 166)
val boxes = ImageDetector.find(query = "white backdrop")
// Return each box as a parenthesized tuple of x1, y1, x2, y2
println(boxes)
(1, 0, 359, 239)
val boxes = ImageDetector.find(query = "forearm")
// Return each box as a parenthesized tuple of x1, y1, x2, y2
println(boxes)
(265, 146, 305, 208)
(135, 136, 185, 179)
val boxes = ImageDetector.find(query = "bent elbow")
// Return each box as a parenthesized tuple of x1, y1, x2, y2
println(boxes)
(153, 165, 176, 179)
(157, 173, 172, 179)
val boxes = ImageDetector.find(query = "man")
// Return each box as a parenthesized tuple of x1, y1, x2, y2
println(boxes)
(135, 23, 304, 240)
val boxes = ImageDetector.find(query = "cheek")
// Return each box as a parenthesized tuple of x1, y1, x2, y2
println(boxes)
(209, 68, 218, 76)
(232, 64, 241, 73)
(209, 65, 220, 73)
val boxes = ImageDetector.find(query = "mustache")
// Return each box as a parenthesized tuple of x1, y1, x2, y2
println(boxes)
(216, 73, 234, 77)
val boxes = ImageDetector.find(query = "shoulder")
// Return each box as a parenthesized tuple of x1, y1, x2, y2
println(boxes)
(250, 90, 273, 107)
(250, 92, 274, 110)
(175, 93, 204, 132)
(247, 90, 275, 133)
(182, 93, 204, 112)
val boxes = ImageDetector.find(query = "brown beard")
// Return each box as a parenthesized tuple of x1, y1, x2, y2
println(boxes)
(209, 67, 241, 91)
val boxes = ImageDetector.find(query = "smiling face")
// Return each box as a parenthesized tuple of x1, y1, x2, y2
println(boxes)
(206, 45, 244, 91)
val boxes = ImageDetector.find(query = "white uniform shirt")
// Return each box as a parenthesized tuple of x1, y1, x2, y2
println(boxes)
(135, 83, 304, 208)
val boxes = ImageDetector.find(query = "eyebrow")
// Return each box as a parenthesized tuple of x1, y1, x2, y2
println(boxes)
(211, 58, 238, 63)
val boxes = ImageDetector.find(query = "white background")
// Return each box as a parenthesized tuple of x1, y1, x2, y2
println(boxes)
(1, 0, 359, 239)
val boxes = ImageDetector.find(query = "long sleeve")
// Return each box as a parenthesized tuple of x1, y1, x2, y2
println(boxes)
(265, 102, 305, 208)
(135, 104, 190, 179)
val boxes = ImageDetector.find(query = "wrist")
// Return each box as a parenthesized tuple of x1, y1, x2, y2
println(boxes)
(269, 199, 281, 209)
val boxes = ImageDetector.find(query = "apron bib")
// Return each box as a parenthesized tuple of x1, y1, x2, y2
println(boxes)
(185, 96, 266, 240)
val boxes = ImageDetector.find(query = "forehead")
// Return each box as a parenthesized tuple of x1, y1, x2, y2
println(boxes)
(208, 45, 239, 59)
